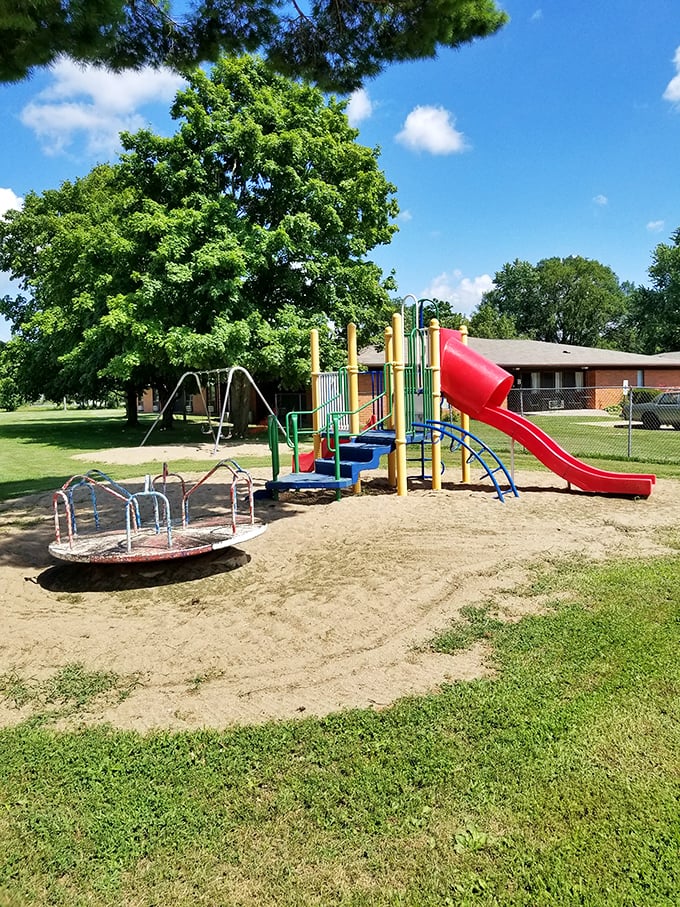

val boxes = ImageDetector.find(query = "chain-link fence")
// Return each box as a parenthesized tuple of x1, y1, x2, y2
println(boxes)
(462, 386, 680, 468)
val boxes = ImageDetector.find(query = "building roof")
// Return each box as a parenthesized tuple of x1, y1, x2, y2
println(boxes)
(358, 338, 680, 370)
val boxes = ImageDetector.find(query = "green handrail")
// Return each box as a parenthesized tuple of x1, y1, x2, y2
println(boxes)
(289, 412, 300, 472)
(267, 414, 281, 498)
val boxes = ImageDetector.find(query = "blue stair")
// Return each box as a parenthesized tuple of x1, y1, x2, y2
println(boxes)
(266, 432, 396, 493)
(265, 472, 354, 492)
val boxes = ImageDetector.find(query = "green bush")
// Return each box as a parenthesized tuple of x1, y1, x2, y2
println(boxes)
(630, 388, 662, 404)
(0, 376, 22, 411)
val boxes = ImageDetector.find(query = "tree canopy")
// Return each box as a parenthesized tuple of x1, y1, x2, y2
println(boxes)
(468, 299, 517, 338)
(626, 229, 680, 354)
(479, 256, 630, 347)
(0, 0, 508, 91)
(0, 56, 399, 428)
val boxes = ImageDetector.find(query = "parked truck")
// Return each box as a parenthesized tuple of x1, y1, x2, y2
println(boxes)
(621, 390, 680, 430)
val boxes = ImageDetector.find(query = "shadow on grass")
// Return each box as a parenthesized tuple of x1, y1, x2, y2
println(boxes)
(0, 415, 206, 453)
(0, 413, 275, 452)
(0, 475, 80, 501)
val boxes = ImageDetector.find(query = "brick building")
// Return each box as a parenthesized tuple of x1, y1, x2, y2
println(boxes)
(358, 339, 680, 412)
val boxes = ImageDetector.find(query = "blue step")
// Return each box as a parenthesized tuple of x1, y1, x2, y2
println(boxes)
(337, 442, 390, 462)
(359, 429, 397, 446)
(266, 473, 354, 492)
(266, 429, 431, 494)
(359, 429, 425, 446)
(315, 442, 392, 483)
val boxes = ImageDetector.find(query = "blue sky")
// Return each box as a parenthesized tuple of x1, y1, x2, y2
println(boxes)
(1, 0, 680, 339)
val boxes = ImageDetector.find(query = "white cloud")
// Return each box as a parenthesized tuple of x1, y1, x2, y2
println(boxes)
(396, 106, 468, 155)
(647, 220, 665, 233)
(398, 209, 413, 222)
(0, 188, 23, 215)
(21, 56, 186, 157)
(593, 194, 608, 206)
(663, 46, 680, 106)
(421, 270, 494, 315)
(530, 9, 543, 22)
(346, 88, 373, 126)
(0, 190, 24, 340)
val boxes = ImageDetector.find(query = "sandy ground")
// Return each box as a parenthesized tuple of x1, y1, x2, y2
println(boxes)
(0, 443, 677, 731)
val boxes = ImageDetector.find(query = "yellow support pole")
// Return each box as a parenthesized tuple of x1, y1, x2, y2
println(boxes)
(347, 322, 361, 494)
(384, 326, 397, 487)
(460, 324, 471, 484)
(310, 329, 322, 460)
(392, 312, 408, 497)
(429, 318, 442, 491)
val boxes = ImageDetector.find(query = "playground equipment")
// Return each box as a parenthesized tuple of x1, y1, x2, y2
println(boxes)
(266, 303, 519, 502)
(139, 366, 286, 454)
(438, 328, 656, 498)
(49, 460, 266, 564)
(413, 420, 519, 503)
(265, 300, 656, 500)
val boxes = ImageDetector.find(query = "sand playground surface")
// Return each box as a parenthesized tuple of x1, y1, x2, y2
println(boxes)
(0, 442, 677, 732)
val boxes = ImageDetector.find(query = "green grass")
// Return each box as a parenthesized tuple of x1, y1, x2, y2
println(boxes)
(3, 406, 680, 504)
(1, 408, 680, 902)
(430, 604, 505, 653)
(0, 407, 274, 500)
(0, 664, 141, 728)
(466, 412, 680, 475)
(2, 556, 680, 904)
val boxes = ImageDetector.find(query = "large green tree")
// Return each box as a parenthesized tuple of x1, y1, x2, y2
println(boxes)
(0, 0, 508, 91)
(0, 56, 398, 432)
(627, 229, 680, 354)
(480, 256, 630, 347)
(0, 165, 136, 410)
(468, 300, 518, 338)
(0, 341, 23, 410)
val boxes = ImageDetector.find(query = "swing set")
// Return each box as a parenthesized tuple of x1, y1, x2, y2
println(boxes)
(139, 365, 286, 453)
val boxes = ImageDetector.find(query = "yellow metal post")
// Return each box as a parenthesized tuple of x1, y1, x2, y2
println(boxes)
(384, 326, 397, 487)
(429, 318, 442, 491)
(347, 322, 361, 494)
(392, 312, 408, 497)
(460, 324, 471, 484)
(310, 329, 322, 460)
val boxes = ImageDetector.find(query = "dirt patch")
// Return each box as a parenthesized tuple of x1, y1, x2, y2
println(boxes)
(71, 440, 299, 466)
(0, 456, 676, 731)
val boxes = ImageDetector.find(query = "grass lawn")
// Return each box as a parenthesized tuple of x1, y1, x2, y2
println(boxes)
(2, 406, 680, 503)
(0, 407, 275, 500)
(1, 408, 679, 904)
(468, 413, 680, 476)
(1, 557, 680, 904)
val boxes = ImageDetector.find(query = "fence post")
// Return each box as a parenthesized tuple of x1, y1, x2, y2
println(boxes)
(627, 386, 633, 458)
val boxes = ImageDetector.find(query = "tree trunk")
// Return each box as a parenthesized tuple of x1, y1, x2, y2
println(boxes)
(230, 370, 251, 438)
(125, 384, 139, 427)
(158, 383, 174, 430)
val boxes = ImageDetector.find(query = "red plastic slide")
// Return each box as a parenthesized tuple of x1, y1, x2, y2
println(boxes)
(439, 328, 655, 497)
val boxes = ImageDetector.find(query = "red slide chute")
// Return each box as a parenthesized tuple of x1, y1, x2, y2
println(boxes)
(439, 329, 655, 497)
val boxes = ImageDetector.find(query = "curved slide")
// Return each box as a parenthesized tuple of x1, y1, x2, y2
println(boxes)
(439, 328, 656, 497)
